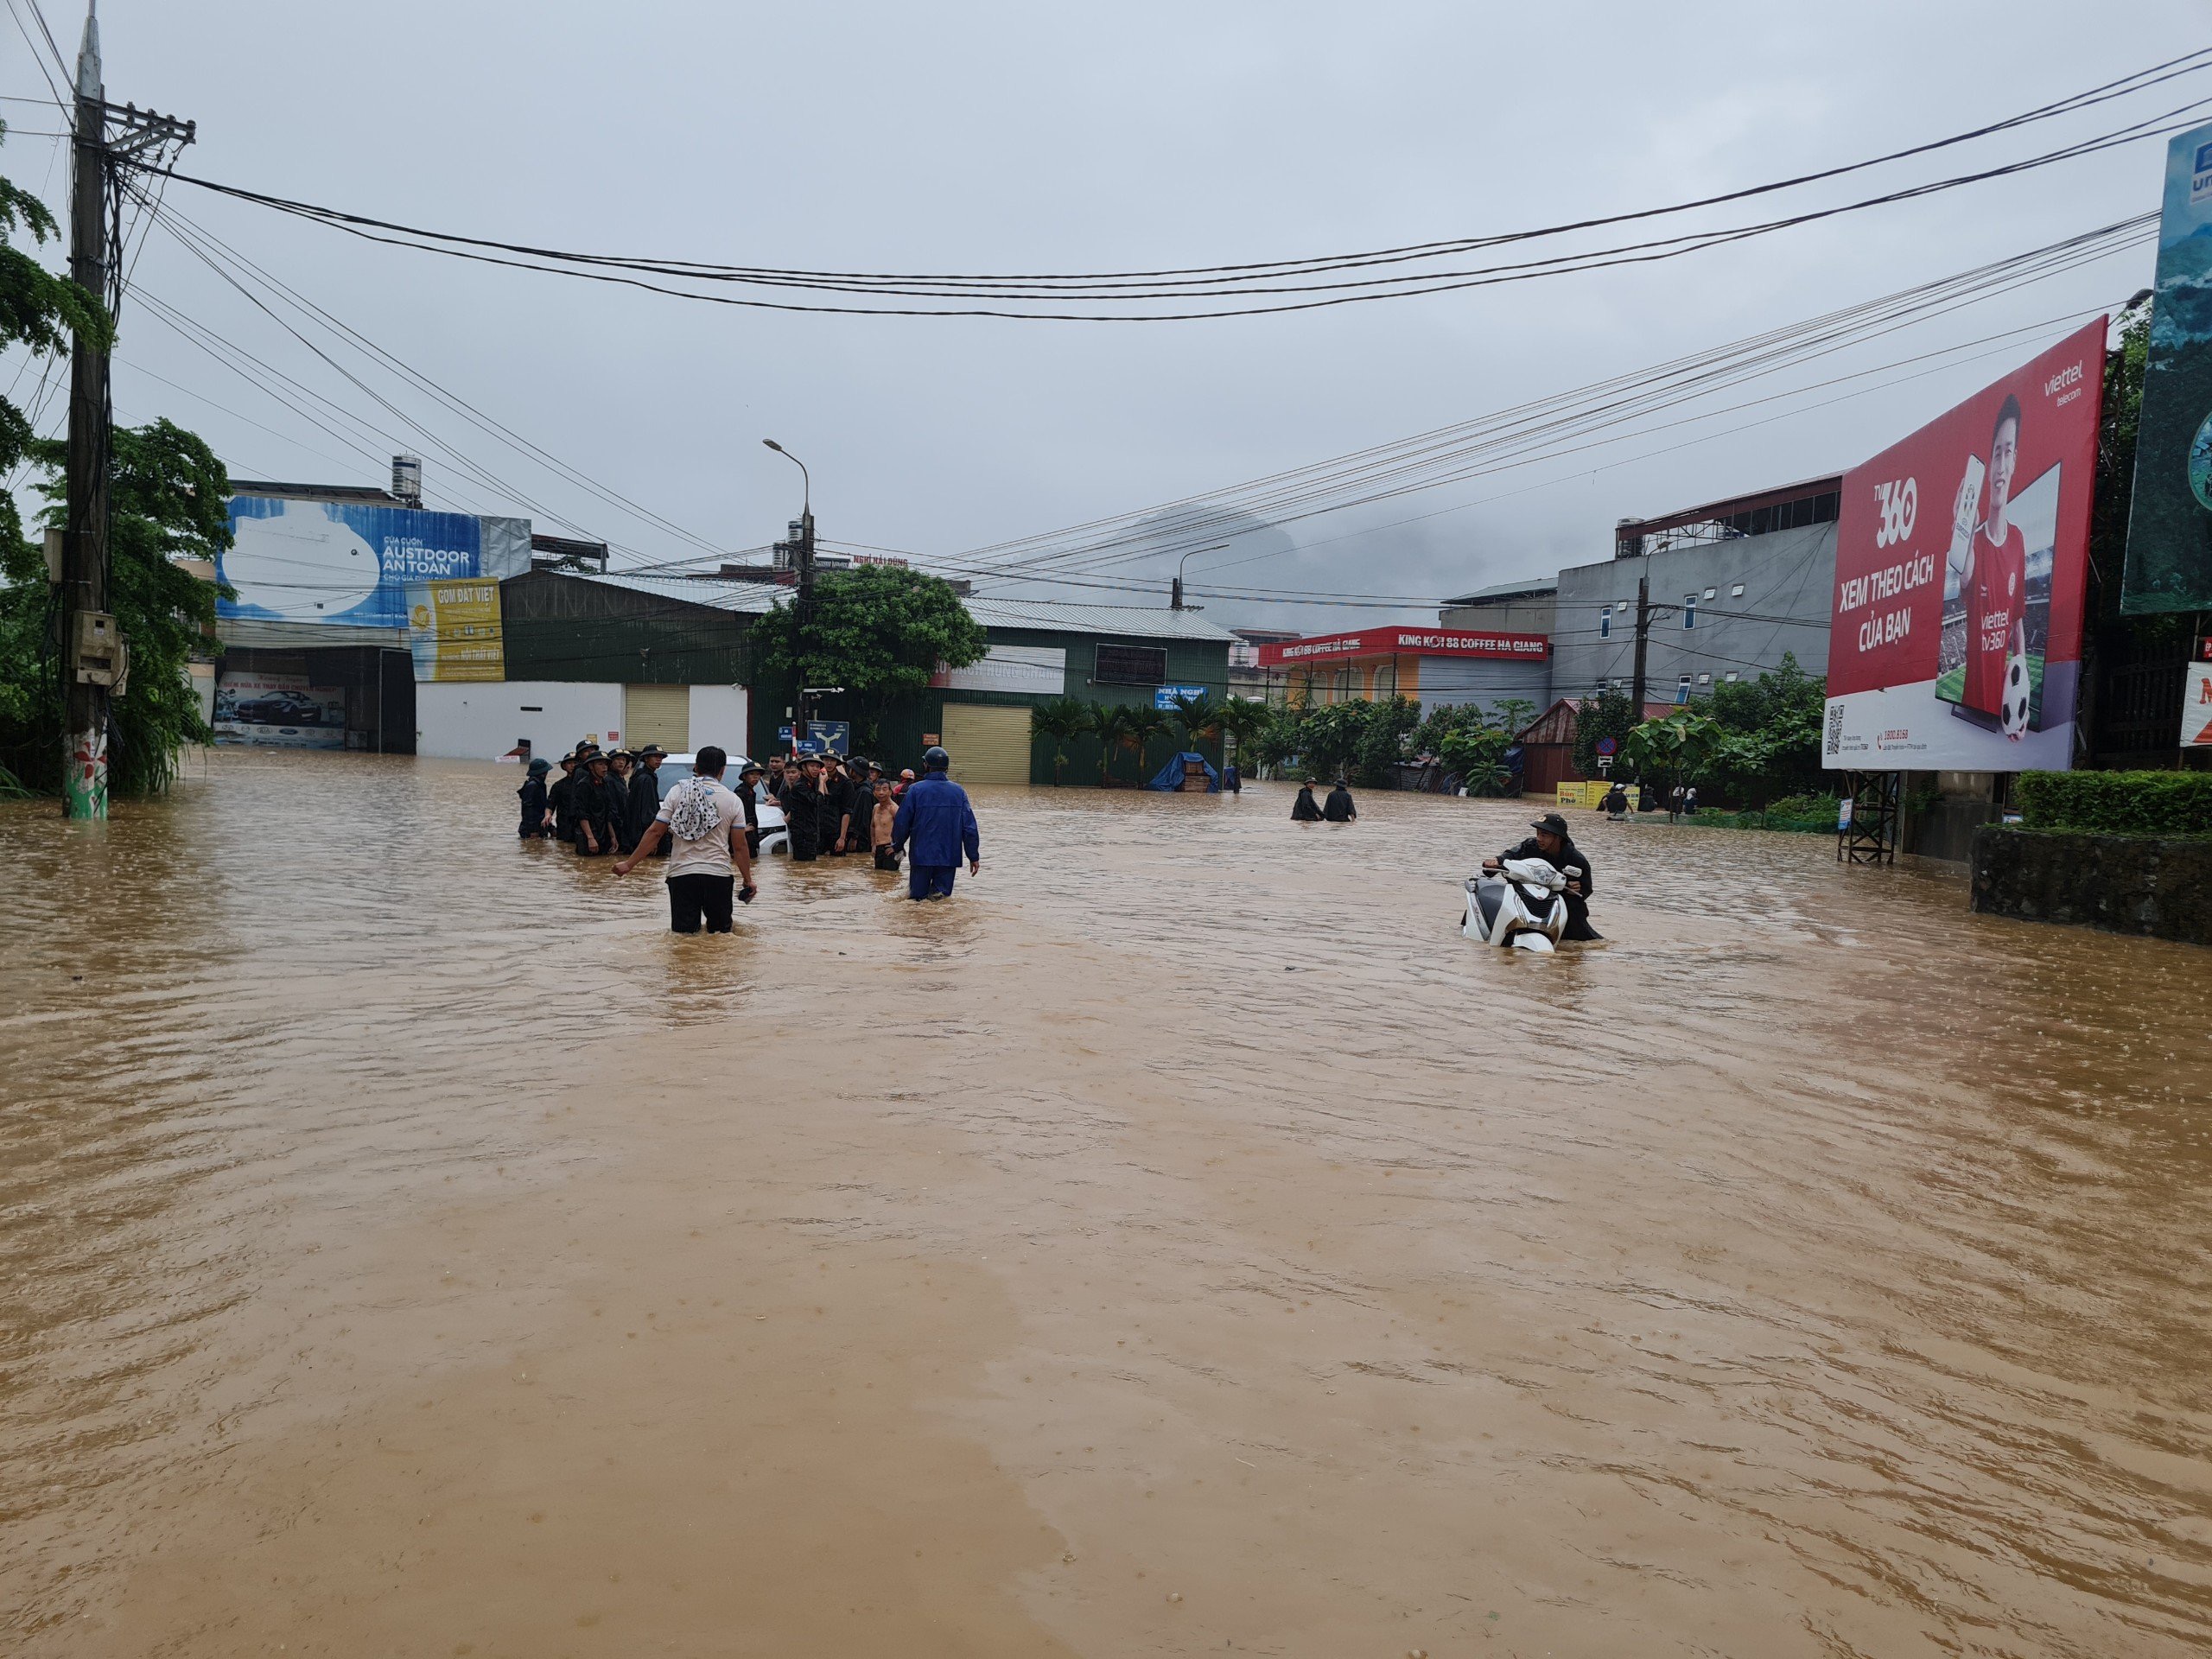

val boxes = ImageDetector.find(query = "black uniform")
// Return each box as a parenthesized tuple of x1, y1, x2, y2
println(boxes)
(626, 765, 661, 853)
(1323, 785, 1356, 822)
(820, 770, 855, 855)
(572, 772, 618, 856)
(1500, 835, 1599, 940)
(1291, 786, 1322, 822)
(518, 774, 551, 838)
(548, 769, 577, 842)
(781, 776, 823, 861)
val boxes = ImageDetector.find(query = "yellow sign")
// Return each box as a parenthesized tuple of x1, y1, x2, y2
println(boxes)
(1556, 780, 1608, 810)
(406, 579, 505, 683)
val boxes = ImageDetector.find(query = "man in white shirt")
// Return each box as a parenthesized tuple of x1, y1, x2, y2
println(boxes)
(613, 745, 758, 932)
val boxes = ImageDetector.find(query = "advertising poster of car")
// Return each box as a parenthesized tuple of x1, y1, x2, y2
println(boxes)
(406, 578, 506, 682)
(218, 497, 531, 630)
(213, 671, 346, 748)
(1822, 321, 2103, 772)
(2123, 123, 2212, 614)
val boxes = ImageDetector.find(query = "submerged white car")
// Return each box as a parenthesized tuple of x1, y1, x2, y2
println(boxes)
(652, 754, 790, 856)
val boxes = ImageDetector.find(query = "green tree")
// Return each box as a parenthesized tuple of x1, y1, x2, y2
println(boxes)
(1084, 701, 1129, 785)
(1212, 695, 1267, 772)
(1028, 696, 1090, 784)
(1122, 705, 1173, 783)
(1702, 652, 1827, 806)
(1167, 690, 1221, 753)
(1621, 710, 1725, 815)
(1571, 688, 1639, 778)
(748, 565, 987, 753)
(4, 418, 229, 797)
(1438, 724, 1512, 795)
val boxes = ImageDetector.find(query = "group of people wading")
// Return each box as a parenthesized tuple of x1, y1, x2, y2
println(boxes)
(517, 739, 981, 932)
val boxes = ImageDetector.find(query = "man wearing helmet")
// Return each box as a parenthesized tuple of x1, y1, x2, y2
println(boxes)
(891, 746, 980, 901)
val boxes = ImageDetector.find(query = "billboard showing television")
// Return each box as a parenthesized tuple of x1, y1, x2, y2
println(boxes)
(1822, 321, 2104, 772)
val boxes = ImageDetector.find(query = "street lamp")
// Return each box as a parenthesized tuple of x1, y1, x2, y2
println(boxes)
(761, 437, 810, 517)
(1172, 543, 1230, 611)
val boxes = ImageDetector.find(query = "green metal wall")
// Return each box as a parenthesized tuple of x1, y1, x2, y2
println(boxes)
(501, 572, 750, 686)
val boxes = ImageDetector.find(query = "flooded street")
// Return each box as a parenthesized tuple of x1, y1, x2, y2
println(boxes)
(4, 750, 2211, 1657)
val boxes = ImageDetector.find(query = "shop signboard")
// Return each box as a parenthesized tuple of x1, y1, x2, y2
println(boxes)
(406, 578, 505, 682)
(1822, 321, 2104, 772)
(219, 497, 530, 629)
(2184, 637, 2212, 747)
(1154, 683, 1210, 709)
(1255, 627, 1548, 665)
(213, 671, 346, 748)
(2122, 123, 2212, 614)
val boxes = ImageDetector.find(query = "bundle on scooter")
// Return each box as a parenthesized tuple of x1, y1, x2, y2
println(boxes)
(1463, 857, 1575, 953)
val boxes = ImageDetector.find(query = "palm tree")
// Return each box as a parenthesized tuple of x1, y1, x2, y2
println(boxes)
(1086, 702, 1130, 787)
(1122, 706, 1173, 785)
(1168, 691, 1222, 753)
(1029, 697, 1090, 785)
(1213, 696, 1265, 774)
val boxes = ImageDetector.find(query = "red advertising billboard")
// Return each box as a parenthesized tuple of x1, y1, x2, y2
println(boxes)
(1256, 627, 1548, 666)
(1822, 321, 2104, 772)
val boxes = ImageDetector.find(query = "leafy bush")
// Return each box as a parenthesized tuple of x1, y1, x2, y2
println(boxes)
(1687, 792, 1840, 834)
(2016, 770, 2212, 837)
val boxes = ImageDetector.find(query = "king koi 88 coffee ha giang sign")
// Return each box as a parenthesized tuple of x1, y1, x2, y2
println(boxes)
(219, 497, 531, 630)
(1822, 321, 2104, 772)
(1255, 628, 1548, 665)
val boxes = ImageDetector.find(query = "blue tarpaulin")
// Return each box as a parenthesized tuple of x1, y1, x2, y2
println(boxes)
(1147, 751, 1220, 792)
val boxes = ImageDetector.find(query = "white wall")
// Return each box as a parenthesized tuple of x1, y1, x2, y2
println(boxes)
(416, 681, 623, 761)
(687, 683, 750, 758)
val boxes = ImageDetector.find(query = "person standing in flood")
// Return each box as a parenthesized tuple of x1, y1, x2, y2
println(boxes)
(549, 753, 580, 844)
(1291, 782, 1322, 821)
(891, 746, 979, 901)
(613, 745, 758, 932)
(517, 757, 553, 839)
(626, 746, 664, 855)
(573, 752, 618, 857)
(1324, 779, 1357, 823)
(780, 756, 824, 862)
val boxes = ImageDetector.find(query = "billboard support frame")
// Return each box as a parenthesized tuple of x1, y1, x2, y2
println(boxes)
(1837, 771, 1899, 865)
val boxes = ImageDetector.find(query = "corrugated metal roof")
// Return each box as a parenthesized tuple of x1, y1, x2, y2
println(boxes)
(545, 569, 1236, 642)
(963, 596, 1238, 642)
(1444, 576, 1558, 604)
(560, 569, 787, 613)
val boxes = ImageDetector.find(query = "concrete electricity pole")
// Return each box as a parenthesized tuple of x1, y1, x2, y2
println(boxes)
(1629, 573, 1650, 716)
(57, 3, 193, 818)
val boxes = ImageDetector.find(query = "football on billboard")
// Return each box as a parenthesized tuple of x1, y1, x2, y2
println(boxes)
(1999, 654, 2031, 738)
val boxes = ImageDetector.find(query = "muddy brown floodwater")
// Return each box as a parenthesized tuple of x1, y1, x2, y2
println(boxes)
(4, 751, 2212, 1656)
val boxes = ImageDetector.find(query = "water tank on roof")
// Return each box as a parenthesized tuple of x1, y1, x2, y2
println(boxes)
(391, 454, 423, 506)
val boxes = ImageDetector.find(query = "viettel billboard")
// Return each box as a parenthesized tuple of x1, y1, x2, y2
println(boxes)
(219, 497, 531, 630)
(1822, 320, 2104, 772)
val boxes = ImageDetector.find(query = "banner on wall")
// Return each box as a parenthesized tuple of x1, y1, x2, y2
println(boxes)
(407, 578, 505, 682)
(2122, 123, 2212, 614)
(212, 671, 346, 748)
(931, 645, 1066, 695)
(219, 497, 530, 630)
(1822, 321, 2104, 772)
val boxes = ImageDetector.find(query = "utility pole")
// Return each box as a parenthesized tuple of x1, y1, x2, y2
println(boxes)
(1628, 572, 1650, 717)
(57, 3, 194, 818)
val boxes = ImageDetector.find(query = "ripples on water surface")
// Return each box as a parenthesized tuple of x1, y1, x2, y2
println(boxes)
(3, 750, 2210, 1656)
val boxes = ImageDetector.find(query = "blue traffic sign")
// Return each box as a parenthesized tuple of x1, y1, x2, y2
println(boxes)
(778, 720, 850, 754)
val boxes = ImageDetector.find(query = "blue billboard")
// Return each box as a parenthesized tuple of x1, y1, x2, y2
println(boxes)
(218, 496, 531, 629)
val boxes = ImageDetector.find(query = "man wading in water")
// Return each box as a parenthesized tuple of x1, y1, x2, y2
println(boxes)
(613, 746, 758, 932)
(891, 746, 979, 901)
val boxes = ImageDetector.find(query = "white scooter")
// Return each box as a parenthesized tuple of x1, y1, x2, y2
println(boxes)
(1463, 856, 1573, 952)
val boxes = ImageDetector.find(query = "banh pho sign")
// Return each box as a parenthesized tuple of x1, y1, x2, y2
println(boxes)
(1255, 627, 1548, 666)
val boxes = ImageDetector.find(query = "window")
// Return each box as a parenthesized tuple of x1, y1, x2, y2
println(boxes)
(1599, 610, 1612, 639)
(1697, 673, 1711, 685)
(1095, 644, 1168, 685)
(1702, 587, 1717, 601)
(1730, 583, 1745, 597)
(1675, 675, 1693, 705)
(1725, 671, 1740, 683)
(1682, 593, 1697, 630)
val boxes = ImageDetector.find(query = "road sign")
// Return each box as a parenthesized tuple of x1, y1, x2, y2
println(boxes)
(1595, 736, 1618, 756)
(1154, 684, 1209, 709)
(779, 720, 849, 754)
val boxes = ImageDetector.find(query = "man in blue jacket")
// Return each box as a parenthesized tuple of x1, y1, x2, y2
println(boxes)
(891, 746, 981, 901)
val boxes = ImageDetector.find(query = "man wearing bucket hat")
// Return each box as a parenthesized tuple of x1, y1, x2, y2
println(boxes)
(1483, 811, 1600, 941)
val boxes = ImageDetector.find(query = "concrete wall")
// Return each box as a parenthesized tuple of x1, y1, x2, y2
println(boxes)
(1438, 589, 1558, 638)
(1552, 523, 1835, 702)
(416, 680, 622, 761)
(686, 684, 750, 755)
(1413, 654, 1554, 715)
(1972, 827, 2212, 946)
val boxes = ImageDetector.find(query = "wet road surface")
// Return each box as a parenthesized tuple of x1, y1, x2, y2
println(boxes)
(3, 751, 2210, 1656)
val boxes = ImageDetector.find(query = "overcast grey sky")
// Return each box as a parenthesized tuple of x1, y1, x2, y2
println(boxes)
(4, 0, 2203, 630)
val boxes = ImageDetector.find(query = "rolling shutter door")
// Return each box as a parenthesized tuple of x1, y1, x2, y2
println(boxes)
(624, 683, 690, 753)
(939, 703, 1032, 785)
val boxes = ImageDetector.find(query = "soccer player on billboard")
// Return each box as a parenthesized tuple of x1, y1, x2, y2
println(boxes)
(1956, 395, 2031, 736)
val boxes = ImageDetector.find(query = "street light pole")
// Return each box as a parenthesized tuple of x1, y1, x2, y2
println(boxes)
(764, 439, 817, 746)
(1171, 543, 1229, 611)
